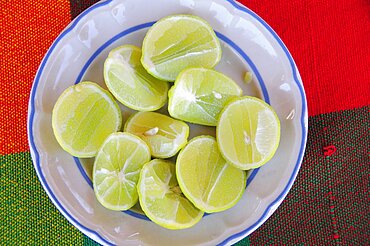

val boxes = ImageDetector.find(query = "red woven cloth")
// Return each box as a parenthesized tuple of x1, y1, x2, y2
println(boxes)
(0, 0, 368, 245)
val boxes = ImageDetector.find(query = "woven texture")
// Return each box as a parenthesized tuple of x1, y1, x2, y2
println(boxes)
(239, 0, 370, 116)
(0, 0, 71, 155)
(249, 106, 369, 245)
(1, 107, 368, 245)
(0, 0, 369, 245)
(0, 152, 83, 244)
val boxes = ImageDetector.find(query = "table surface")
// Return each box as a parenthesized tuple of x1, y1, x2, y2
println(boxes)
(1, 0, 368, 245)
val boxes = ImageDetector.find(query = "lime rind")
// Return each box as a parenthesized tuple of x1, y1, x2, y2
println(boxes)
(141, 14, 222, 81)
(104, 45, 169, 111)
(176, 135, 246, 213)
(93, 132, 151, 211)
(52, 81, 122, 158)
(137, 159, 204, 230)
(216, 96, 281, 170)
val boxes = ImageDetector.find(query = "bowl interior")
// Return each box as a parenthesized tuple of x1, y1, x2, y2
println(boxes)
(28, 0, 307, 245)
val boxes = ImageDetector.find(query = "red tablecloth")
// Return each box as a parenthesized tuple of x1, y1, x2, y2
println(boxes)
(1, 0, 368, 245)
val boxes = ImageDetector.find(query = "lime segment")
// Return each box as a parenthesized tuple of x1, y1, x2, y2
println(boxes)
(141, 15, 221, 81)
(124, 112, 189, 158)
(137, 159, 204, 229)
(217, 96, 281, 170)
(104, 45, 169, 111)
(52, 81, 122, 158)
(168, 68, 242, 126)
(93, 132, 151, 211)
(176, 136, 246, 213)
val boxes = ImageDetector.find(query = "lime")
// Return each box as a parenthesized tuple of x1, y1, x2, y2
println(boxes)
(217, 96, 281, 170)
(141, 15, 222, 81)
(124, 112, 189, 158)
(93, 132, 151, 211)
(104, 45, 169, 111)
(137, 159, 204, 229)
(168, 68, 242, 126)
(52, 81, 122, 158)
(176, 136, 246, 213)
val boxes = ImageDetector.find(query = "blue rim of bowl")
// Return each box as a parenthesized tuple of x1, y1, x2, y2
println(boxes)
(27, 0, 308, 245)
(72, 22, 268, 221)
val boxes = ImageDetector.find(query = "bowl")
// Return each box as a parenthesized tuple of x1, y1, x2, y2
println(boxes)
(27, 0, 308, 245)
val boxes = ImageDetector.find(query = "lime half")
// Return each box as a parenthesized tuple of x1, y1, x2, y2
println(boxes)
(141, 15, 221, 81)
(93, 132, 151, 211)
(137, 159, 204, 229)
(52, 82, 122, 158)
(217, 96, 281, 170)
(124, 112, 189, 158)
(168, 68, 242, 126)
(176, 136, 246, 213)
(104, 45, 169, 111)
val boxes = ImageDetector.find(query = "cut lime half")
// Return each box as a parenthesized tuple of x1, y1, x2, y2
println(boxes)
(52, 81, 122, 158)
(93, 132, 151, 211)
(104, 45, 169, 111)
(176, 136, 246, 213)
(168, 68, 242, 126)
(137, 159, 204, 229)
(217, 96, 281, 170)
(124, 111, 189, 158)
(141, 15, 222, 81)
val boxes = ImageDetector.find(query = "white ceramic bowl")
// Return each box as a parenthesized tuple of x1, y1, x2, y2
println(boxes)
(28, 0, 308, 245)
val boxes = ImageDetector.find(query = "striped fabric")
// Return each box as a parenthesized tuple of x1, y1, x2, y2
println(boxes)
(1, 0, 369, 245)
